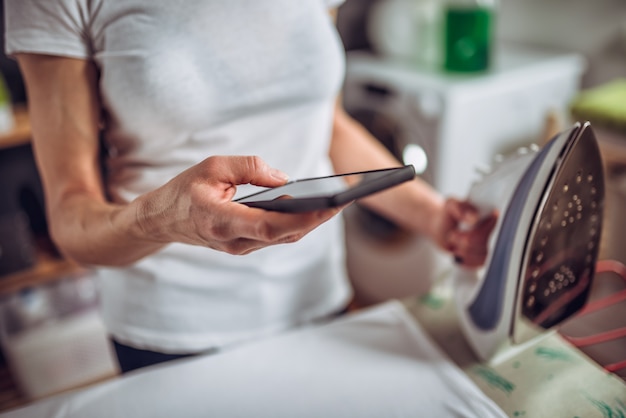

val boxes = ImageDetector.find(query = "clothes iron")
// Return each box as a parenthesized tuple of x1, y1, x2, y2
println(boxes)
(454, 122, 605, 362)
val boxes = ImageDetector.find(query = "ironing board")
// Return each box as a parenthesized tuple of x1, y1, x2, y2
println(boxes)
(1, 278, 623, 417)
(402, 274, 626, 418)
(0, 300, 507, 418)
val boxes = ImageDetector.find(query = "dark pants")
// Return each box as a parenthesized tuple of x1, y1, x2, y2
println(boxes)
(112, 339, 197, 374)
(112, 304, 351, 374)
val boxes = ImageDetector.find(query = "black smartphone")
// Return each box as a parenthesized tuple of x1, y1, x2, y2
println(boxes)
(235, 165, 416, 213)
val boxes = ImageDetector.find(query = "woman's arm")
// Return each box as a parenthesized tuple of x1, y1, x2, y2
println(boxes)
(329, 103, 497, 267)
(18, 54, 341, 267)
(329, 104, 445, 236)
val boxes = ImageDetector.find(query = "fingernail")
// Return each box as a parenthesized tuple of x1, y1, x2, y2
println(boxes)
(270, 168, 289, 182)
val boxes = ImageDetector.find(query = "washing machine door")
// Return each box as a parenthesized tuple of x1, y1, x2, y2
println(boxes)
(341, 63, 446, 306)
(343, 81, 437, 186)
(342, 71, 440, 238)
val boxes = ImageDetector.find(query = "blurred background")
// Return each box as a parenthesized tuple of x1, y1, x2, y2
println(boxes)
(0, 0, 624, 412)
(337, 0, 626, 303)
(337, 0, 626, 86)
(336, 0, 626, 389)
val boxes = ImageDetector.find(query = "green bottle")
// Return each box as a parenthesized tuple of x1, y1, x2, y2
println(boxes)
(443, 0, 496, 73)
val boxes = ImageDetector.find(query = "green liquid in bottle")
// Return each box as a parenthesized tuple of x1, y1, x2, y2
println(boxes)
(444, 7, 493, 73)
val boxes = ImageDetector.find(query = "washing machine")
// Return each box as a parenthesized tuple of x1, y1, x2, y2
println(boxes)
(342, 46, 587, 306)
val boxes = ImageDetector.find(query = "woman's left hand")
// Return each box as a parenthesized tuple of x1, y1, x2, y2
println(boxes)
(433, 198, 498, 268)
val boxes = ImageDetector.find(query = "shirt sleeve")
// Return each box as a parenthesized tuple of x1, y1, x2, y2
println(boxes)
(4, 0, 91, 59)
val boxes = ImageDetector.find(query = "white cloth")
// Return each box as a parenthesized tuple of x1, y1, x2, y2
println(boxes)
(4, 0, 352, 352)
(0, 301, 507, 418)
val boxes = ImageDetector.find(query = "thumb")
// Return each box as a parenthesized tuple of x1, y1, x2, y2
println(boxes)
(216, 156, 289, 188)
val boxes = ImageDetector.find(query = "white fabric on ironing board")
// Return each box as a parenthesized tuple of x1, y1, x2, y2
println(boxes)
(1, 301, 506, 418)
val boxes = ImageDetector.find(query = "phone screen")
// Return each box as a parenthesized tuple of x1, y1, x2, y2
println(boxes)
(236, 173, 358, 202)
(235, 166, 415, 212)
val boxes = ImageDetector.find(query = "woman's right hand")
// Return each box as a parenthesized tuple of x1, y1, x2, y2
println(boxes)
(135, 155, 343, 255)
(17, 54, 339, 265)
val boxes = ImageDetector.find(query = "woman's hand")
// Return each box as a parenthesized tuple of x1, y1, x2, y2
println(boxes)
(433, 198, 498, 268)
(328, 105, 498, 268)
(17, 55, 340, 265)
(135, 155, 343, 255)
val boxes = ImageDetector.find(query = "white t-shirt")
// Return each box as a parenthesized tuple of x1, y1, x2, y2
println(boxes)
(5, 0, 352, 353)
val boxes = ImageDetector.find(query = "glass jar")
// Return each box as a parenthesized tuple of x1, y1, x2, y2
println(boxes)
(368, 0, 445, 70)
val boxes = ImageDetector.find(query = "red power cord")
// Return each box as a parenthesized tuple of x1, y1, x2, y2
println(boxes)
(560, 259, 626, 373)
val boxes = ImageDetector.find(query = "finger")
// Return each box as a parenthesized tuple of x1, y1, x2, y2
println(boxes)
(222, 238, 266, 255)
(204, 225, 301, 255)
(233, 229, 319, 255)
(477, 210, 499, 234)
(445, 198, 481, 226)
(448, 211, 498, 265)
(255, 207, 342, 243)
(449, 225, 493, 256)
(229, 229, 314, 255)
(450, 233, 488, 265)
(207, 155, 289, 188)
(225, 202, 341, 245)
(457, 251, 489, 268)
(456, 231, 499, 267)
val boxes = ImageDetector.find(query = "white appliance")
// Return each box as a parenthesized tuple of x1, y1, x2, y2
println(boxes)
(341, 46, 587, 306)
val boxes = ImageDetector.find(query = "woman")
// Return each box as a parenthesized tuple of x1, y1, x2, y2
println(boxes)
(4, 0, 497, 373)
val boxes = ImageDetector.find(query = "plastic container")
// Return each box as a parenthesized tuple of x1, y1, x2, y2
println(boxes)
(443, 0, 497, 73)
(0, 273, 119, 400)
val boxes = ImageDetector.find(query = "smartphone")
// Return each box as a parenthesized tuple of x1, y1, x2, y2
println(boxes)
(235, 165, 416, 213)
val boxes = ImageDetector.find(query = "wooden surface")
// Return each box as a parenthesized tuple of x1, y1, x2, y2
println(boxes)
(0, 251, 84, 296)
(0, 103, 37, 413)
(0, 107, 85, 295)
(0, 363, 26, 414)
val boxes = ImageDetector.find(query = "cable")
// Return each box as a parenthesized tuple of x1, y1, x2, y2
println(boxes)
(559, 259, 626, 374)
